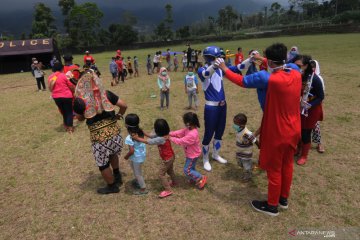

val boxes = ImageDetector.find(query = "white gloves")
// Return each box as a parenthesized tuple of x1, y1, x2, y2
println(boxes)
(214, 58, 225, 68)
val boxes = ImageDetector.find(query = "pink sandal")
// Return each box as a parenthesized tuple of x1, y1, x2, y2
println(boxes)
(159, 191, 173, 198)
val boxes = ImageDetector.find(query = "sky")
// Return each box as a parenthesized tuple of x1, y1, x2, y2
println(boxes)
(0, 0, 291, 36)
(0, 0, 290, 12)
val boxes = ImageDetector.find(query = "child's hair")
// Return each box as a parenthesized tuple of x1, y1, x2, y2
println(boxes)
(183, 112, 200, 128)
(127, 56, 131, 59)
(111, 57, 116, 60)
(125, 113, 144, 137)
(134, 56, 137, 58)
(154, 119, 170, 137)
(148, 54, 150, 57)
(234, 113, 247, 125)
(301, 55, 313, 82)
(174, 53, 177, 56)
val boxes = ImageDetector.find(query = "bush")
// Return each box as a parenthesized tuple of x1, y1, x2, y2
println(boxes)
(332, 10, 360, 24)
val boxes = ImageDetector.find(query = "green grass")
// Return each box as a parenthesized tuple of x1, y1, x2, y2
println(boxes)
(0, 33, 360, 239)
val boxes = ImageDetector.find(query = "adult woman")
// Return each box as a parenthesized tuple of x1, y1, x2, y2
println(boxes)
(48, 62, 75, 133)
(73, 69, 127, 194)
(33, 60, 46, 91)
(157, 67, 171, 110)
(296, 55, 325, 165)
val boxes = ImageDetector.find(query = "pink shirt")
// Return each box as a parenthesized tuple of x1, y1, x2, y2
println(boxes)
(49, 72, 74, 99)
(170, 128, 201, 159)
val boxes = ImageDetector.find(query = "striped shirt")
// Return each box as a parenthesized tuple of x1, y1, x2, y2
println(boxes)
(236, 127, 256, 159)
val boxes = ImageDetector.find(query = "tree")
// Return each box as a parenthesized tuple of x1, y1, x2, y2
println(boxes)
(176, 26, 190, 39)
(58, 0, 75, 15)
(299, 0, 320, 19)
(164, 4, 173, 40)
(109, 24, 138, 45)
(31, 3, 56, 37)
(154, 4, 174, 40)
(58, 0, 75, 32)
(217, 5, 239, 31)
(67, 2, 103, 47)
(270, 2, 282, 24)
(165, 4, 173, 26)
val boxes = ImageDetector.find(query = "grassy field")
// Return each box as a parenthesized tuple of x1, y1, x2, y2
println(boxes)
(0, 33, 359, 240)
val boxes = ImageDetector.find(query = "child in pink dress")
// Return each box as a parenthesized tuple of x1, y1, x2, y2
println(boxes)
(169, 112, 207, 189)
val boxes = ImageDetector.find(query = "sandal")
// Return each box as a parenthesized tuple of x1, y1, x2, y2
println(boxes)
(317, 144, 325, 153)
(159, 190, 173, 198)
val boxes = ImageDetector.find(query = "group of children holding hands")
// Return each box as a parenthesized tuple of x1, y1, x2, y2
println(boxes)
(109, 54, 139, 86)
(121, 109, 258, 198)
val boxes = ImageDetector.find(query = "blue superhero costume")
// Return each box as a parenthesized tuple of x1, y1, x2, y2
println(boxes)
(198, 46, 241, 171)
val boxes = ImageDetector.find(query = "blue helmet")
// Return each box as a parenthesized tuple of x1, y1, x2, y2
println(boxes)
(203, 46, 221, 63)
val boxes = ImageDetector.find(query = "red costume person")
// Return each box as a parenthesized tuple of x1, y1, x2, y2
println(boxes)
(216, 43, 301, 216)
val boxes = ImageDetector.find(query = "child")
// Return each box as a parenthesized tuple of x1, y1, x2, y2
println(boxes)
(124, 114, 148, 195)
(122, 57, 128, 80)
(166, 49, 172, 71)
(184, 66, 199, 110)
(182, 51, 187, 72)
(116, 56, 124, 83)
(147, 54, 152, 75)
(132, 119, 177, 198)
(134, 56, 139, 77)
(157, 67, 171, 110)
(109, 57, 118, 86)
(127, 57, 133, 78)
(152, 52, 159, 73)
(190, 50, 196, 67)
(169, 112, 207, 189)
(233, 113, 259, 182)
(173, 53, 179, 72)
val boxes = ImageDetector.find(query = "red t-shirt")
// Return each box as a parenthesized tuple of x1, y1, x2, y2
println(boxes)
(158, 139, 175, 161)
(83, 55, 95, 64)
(235, 53, 244, 65)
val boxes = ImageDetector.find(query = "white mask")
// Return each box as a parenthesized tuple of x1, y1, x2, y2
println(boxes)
(268, 65, 285, 73)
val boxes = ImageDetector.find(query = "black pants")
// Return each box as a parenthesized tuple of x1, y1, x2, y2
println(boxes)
(117, 70, 124, 82)
(302, 129, 312, 144)
(36, 77, 46, 90)
(54, 98, 73, 127)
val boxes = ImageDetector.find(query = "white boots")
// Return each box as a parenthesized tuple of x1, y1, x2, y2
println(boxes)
(202, 145, 212, 171)
(202, 140, 227, 171)
(212, 140, 228, 164)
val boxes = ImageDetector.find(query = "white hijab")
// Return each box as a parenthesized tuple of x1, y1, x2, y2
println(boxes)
(313, 60, 325, 91)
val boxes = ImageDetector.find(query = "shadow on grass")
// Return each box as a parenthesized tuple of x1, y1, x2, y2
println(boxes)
(79, 170, 128, 192)
(121, 174, 194, 195)
(54, 125, 67, 133)
(205, 162, 267, 206)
